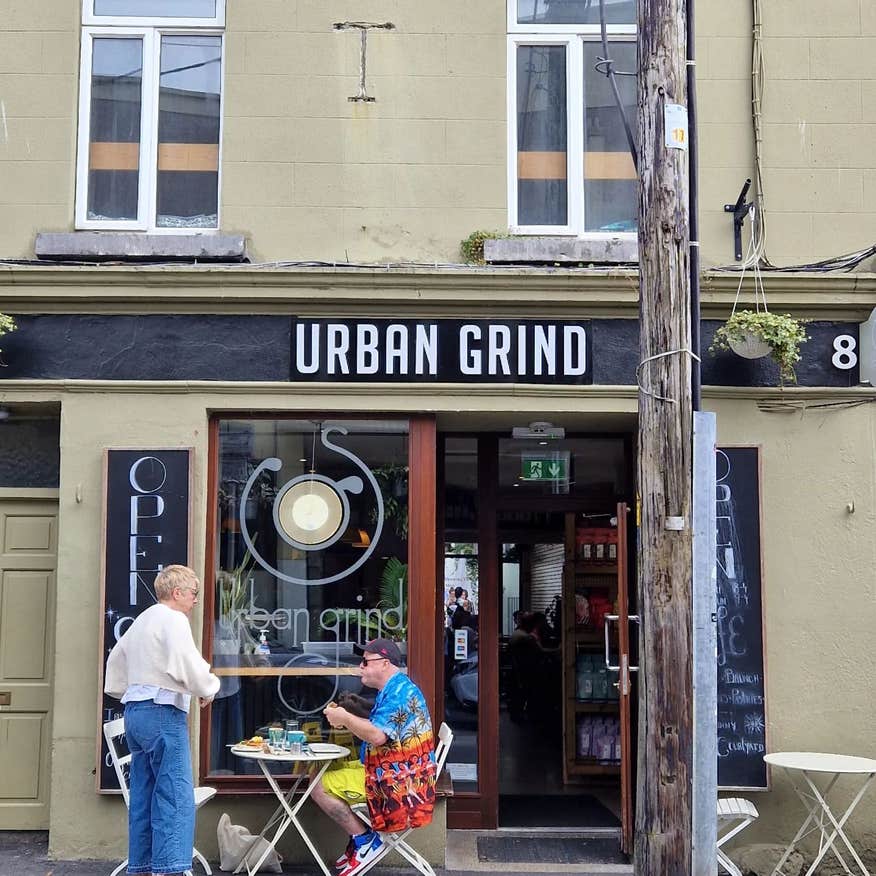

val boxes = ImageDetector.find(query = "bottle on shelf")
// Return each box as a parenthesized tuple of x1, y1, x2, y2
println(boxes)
(256, 629, 271, 656)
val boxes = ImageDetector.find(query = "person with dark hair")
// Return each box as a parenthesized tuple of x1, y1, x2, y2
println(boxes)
(507, 610, 559, 722)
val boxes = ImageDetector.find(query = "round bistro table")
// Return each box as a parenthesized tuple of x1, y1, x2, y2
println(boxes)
(231, 742, 350, 876)
(764, 751, 876, 876)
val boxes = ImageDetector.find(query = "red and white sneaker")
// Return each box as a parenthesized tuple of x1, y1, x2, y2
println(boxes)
(334, 837, 355, 870)
(337, 833, 385, 876)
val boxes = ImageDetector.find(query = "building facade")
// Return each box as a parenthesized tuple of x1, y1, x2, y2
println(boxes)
(1, 0, 876, 868)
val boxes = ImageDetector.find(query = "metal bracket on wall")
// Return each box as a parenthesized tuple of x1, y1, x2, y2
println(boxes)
(333, 21, 395, 102)
(724, 178, 752, 261)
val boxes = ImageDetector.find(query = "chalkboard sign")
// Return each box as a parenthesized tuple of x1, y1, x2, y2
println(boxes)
(96, 449, 192, 793)
(716, 447, 768, 790)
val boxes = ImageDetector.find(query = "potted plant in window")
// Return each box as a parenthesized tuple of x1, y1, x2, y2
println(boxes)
(710, 309, 808, 385)
(215, 551, 257, 655)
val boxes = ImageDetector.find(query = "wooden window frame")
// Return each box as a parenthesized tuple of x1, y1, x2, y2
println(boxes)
(199, 414, 437, 793)
(75, 23, 224, 232)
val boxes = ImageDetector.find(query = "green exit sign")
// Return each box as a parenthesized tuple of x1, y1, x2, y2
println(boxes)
(521, 457, 567, 481)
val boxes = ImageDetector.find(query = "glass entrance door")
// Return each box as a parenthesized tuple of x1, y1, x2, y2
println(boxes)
(442, 433, 635, 834)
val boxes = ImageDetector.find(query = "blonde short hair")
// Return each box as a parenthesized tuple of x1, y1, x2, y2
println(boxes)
(155, 564, 199, 601)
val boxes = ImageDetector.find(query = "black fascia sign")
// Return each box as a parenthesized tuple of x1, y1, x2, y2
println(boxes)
(290, 318, 592, 384)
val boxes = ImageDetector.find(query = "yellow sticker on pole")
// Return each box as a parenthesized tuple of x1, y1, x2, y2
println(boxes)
(664, 103, 688, 150)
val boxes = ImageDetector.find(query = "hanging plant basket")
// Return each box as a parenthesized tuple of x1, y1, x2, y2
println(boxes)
(727, 332, 772, 360)
(710, 310, 809, 385)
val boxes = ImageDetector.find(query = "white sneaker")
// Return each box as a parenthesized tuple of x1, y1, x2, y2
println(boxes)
(337, 833, 385, 876)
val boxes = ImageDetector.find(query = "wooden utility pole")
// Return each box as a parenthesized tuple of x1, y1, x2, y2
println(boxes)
(634, 0, 694, 871)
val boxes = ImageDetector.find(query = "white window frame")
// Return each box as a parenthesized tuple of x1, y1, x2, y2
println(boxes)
(82, 0, 225, 28)
(76, 5, 225, 232)
(507, 1, 636, 239)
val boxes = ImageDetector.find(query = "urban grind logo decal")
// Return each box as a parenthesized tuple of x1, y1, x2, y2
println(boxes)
(239, 426, 384, 586)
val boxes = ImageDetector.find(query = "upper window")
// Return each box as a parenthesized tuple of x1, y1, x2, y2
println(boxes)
(507, 1, 637, 237)
(76, 1, 224, 231)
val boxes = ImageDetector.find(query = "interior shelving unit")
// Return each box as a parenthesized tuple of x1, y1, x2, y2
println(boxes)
(562, 511, 621, 783)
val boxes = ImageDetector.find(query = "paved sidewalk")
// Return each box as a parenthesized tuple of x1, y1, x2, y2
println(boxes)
(0, 832, 628, 876)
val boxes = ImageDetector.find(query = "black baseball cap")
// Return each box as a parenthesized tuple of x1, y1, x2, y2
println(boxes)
(354, 638, 403, 667)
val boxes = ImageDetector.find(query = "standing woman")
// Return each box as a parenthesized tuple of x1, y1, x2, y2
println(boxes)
(105, 565, 220, 876)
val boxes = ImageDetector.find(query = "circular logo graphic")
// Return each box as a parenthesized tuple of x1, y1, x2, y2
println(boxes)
(239, 426, 385, 587)
(277, 480, 344, 546)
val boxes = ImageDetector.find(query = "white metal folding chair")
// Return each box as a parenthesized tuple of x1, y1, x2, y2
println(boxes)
(717, 797, 759, 876)
(103, 717, 216, 876)
(350, 721, 454, 876)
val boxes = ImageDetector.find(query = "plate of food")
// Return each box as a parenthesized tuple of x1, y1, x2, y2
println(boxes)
(234, 736, 267, 751)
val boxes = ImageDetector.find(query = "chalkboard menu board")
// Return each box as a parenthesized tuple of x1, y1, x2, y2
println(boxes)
(96, 449, 192, 793)
(716, 447, 768, 789)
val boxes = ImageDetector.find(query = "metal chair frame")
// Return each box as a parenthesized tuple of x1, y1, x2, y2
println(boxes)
(103, 716, 216, 876)
(717, 796, 759, 876)
(349, 721, 454, 876)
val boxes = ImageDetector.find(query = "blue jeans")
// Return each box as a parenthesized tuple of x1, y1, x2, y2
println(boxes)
(124, 700, 195, 875)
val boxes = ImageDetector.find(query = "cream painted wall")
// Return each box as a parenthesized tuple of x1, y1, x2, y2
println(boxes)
(48, 391, 211, 860)
(3, 1, 872, 267)
(708, 396, 876, 855)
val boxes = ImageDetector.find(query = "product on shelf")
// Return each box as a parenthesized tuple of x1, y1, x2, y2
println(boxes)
(574, 526, 619, 563)
(575, 715, 622, 763)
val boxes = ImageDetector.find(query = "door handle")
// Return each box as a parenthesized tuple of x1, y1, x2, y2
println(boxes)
(604, 615, 640, 671)
(0, 691, 10, 706)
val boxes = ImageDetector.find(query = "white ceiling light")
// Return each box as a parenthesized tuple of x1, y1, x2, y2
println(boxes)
(511, 420, 565, 440)
(0, 406, 10, 422)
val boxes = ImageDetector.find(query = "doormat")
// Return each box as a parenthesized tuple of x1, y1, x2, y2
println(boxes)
(499, 793, 620, 828)
(477, 835, 627, 865)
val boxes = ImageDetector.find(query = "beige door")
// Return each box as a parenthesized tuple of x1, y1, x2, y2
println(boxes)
(0, 498, 58, 829)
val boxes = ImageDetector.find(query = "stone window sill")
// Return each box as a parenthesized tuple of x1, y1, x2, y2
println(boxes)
(484, 235, 637, 265)
(35, 232, 248, 263)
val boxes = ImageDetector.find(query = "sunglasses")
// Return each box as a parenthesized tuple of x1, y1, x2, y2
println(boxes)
(360, 656, 389, 667)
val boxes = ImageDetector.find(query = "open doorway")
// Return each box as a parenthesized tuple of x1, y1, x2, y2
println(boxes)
(498, 521, 622, 829)
(441, 431, 636, 838)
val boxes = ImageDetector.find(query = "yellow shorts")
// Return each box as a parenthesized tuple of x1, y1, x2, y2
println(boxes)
(321, 760, 366, 804)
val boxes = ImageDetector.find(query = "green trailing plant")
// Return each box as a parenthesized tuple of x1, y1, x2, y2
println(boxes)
(460, 230, 501, 264)
(333, 557, 408, 642)
(371, 463, 409, 538)
(710, 309, 808, 385)
(377, 556, 408, 639)
(0, 314, 16, 361)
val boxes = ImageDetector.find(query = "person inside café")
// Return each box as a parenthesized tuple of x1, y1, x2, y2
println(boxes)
(507, 610, 560, 722)
(104, 565, 220, 876)
(312, 638, 437, 876)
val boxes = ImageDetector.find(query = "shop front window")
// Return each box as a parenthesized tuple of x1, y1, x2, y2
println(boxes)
(208, 418, 409, 777)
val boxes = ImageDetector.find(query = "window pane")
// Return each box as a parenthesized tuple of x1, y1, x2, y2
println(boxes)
(517, 45, 567, 226)
(518, 0, 635, 26)
(209, 419, 409, 777)
(88, 38, 142, 221)
(0, 413, 60, 488)
(94, 0, 217, 16)
(443, 438, 479, 792)
(583, 42, 637, 232)
(156, 35, 221, 228)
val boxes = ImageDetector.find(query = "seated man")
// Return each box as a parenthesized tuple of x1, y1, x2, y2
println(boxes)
(312, 638, 437, 876)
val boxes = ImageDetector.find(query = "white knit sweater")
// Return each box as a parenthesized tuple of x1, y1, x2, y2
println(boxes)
(104, 603, 220, 700)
